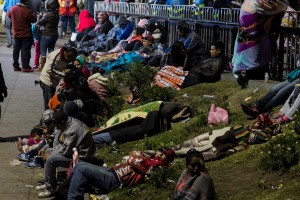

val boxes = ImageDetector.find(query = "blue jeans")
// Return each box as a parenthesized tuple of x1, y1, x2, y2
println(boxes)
(61, 16, 76, 33)
(13, 37, 33, 68)
(92, 132, 112, 145)
(67, 162, 120, 200)
(5, 15, 12, 46)
(40, 35, 59, 57)
(45, 154, 72, 189)
(256, 78, 300, 112)
(40, 81, 55, 110)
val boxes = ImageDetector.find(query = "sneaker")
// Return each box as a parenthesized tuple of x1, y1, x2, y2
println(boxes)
(36, 184, 47, 191)
(24, 157, 44, 169)
(38, 188, 55, 198)
(16, 153, 30, 161)
(241, 103, 261, 118)
(22, 67, 34, 73)
(13, 67, 22, 71)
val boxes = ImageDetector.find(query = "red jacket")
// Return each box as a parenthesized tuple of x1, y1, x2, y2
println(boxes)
(77, 10, 96, 33)
(8, 4, 36, 38)
(112, 152, 166, 187)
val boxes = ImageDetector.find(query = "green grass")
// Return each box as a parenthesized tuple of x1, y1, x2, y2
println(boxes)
(94, 80, 300, 199)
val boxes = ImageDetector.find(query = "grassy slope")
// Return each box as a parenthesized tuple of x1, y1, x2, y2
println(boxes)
(94, 80, 300, 199)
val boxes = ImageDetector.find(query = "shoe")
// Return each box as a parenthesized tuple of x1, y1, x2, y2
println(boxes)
(36, 184, 47, 191)
(62, 32, 66, 36)
(7, 44, 12, 48)
(32, 66, 38, 70)
(13, 67, 22, 71)
(276, 115, 291, 124)
(241, 103, 261, 118)
(24, 157, 44, 169)
(16, 153, 30, 161)
(38, 188, 55, 198)
(22, 67, 34, 73)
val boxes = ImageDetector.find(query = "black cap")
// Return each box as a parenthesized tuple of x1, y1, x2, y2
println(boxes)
(53, 111, 68, 124)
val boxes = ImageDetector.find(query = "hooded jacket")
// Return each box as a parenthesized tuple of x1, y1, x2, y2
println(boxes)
(40, 48, 77, 88)
(77, 10, 96, 33)
(54, 117, 95, 158)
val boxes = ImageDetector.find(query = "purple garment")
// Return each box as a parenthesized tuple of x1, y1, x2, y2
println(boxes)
(232, 0, 273, 73)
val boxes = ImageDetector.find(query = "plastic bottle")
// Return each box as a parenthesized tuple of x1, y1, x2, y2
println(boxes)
(157, 43, 163, 55)
(264, 72, 269, 83)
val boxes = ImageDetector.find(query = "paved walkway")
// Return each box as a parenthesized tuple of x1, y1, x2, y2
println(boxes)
(0, 39, 68, 200)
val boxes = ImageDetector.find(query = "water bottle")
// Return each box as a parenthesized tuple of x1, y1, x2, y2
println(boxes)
(157, 43, 163, 55)
(264, 72, 269, 83)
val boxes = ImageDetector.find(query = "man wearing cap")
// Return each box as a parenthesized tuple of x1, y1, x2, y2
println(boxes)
(36, 111, 95, 198)
(67, 147, 176, 199)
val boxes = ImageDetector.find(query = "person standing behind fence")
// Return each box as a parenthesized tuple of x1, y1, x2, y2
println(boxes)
(3, 0, 19, 48)
(176, 20, 207, 71)
(231, 0, 289, 88)
(59, 0, 76, 36)
(8, 0, 36, 72)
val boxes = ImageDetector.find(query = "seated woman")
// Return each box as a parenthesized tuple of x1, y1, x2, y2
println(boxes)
(183, 40, 227, 88)
(67, 147, 176, 199)
(172, 149, 217, 200)
(76, 10, 96, 42)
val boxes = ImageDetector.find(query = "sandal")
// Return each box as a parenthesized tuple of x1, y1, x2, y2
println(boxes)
(270, 112, 284, 119)
(276, 115, 291, 124)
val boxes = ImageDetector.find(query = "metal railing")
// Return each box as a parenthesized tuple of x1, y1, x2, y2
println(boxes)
(94, 1, 300, 80)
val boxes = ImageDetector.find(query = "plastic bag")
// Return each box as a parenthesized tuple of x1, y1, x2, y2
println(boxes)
(208, 104, 229, 125)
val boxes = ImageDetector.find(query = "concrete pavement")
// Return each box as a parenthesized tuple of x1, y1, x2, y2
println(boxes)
(0, 39, 68, 200)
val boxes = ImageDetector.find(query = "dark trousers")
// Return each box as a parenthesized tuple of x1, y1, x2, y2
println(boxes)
(40, 35, 59, 57)
(61, 16, 76, 33)
(40, 81, 55, 110)
(109, 111, 162, 144)
(13, 37, 33, 68)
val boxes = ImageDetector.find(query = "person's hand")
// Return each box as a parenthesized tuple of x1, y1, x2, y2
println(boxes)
(38, 147, 46, 156)
(0, 89, 7, 102)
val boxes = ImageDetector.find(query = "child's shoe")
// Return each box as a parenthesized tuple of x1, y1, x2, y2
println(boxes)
(16, 153, 30, 161)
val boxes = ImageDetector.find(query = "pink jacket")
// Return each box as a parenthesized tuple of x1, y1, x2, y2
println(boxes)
(88, 79, 108, 101)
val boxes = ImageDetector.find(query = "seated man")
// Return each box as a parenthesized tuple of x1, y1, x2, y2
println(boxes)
(67, 147, 176, 200)
(177, 20, 207, 71)
(183, 40, 227, 88)
(77, 11, 114, 43)
(35, 111, 95, 198)
(78, 16, 134, 53)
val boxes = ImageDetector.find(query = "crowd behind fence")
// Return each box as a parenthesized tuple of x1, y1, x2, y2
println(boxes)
(94, 1, 300, 80)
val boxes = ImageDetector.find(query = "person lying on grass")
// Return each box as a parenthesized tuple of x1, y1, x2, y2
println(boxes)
(67, 147, 176, 200)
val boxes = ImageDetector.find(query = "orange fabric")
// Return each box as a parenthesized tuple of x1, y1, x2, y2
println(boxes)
(48, 94, 60, 110)
(176, 174, 190, 191)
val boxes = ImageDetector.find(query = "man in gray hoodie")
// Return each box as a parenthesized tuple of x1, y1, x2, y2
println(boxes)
(36, 111, 95, 198)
